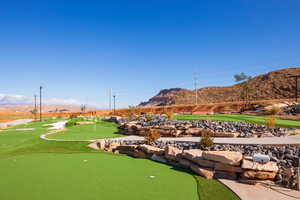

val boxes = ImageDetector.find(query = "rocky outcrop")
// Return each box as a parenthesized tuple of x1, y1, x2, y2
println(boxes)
(139, 67, 300, 106)
(202, 151, 243, 166)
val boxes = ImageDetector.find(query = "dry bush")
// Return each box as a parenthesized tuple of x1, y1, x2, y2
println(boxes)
(145, 112, 154, 121)
(265, 117, 276, 129)
(200, 129, 214, 149)
(145, 129, 161, 143)
(203, 117, 212, 121)
(126, 106, 140, 120)
(164, 110, 174, 120)
(265, 105, 283, 115)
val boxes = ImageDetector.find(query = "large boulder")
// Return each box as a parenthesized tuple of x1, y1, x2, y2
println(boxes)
(151, 154, 167, 163)
(179, 159, 193, 169)
(242, 170, 277, 180)
(165, 145, 182, 161)
(214, 163, 242, 173)
(242, 159, 279, 172)
(214, 171, 238, 180)
(190, 164, 214, 179)
(183, 149, 214, 168)
(185, 128, 202, 136)
(138, 144, 164, 155)
(202, 151, 243, 166)
(182, 149, 203, 160)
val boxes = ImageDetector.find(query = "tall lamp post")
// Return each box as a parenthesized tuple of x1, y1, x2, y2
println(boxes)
(113, 95, 116, 115)
(40, 86, 43, 122)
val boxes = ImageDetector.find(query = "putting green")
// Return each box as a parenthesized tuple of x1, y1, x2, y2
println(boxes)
(48, 121, 122, 140)
(0, 119, 240, 200)
(174, 114, 300, 128)
(0, 153, 198, 200)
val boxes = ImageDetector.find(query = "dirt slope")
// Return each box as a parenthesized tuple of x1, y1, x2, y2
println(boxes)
(140, 67, 300, 106)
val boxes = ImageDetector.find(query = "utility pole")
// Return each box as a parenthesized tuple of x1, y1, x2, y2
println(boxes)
(39, 86, 43, 122)
(109, 89, 112, 111)
(113, 95, 116, 115)
(34, 95, 37, 120)
(194, 73, 198, 105)
(290, 75, 300, 102)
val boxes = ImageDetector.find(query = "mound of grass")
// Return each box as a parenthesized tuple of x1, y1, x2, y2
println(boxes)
(174, 114, 300, 128)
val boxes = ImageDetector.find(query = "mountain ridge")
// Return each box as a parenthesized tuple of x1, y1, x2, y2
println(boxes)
(139, 67, 300, 107)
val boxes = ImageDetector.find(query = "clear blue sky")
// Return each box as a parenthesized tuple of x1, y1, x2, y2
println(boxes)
(0, 0, 300, 108)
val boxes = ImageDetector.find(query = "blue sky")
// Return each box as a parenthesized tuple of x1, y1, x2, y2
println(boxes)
(0, 0, 300, 108)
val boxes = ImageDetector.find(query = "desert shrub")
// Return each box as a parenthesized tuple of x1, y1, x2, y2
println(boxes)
(265, 117, 276, 129)
(145, 112, 154, 121)
(200, 129, 214, 149)
(203, 117, 212, 121)
(126, 106, 140, 120)
(145, 129, 161, 143)
(164, 110, 174, 120)
(66, 117, 84, 127)
(265, 105, 282, 115)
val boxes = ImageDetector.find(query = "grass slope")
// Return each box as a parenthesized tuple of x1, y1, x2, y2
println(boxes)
(174, 114, 300, 128)
(0, 119, 239, 200)
(48, 121, 122, 140)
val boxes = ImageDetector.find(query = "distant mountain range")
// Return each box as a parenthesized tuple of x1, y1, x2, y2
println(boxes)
(139, 67, 300, 107)
(0, 94, 88, 112)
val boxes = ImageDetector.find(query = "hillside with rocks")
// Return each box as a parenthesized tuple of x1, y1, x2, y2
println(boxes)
(140, 67, 300, 106)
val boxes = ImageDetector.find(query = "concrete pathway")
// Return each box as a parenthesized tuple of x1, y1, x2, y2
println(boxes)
(0, 119, 33, 129)
(220, 179, 300, 200)
(104, 135, 300, 145)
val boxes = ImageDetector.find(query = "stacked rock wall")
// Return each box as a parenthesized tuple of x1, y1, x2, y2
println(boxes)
(88, 140, 299, 190)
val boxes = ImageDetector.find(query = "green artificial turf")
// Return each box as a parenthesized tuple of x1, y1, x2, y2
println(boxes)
(173, 114, 300, 128)
(0, 119, 240, 200)
(48, 121, 122, 140)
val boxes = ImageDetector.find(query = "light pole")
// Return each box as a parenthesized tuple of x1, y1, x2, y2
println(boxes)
(113, 95, 116, 115)
(34, 95, 37, 120)
(40, 86, 43, 122)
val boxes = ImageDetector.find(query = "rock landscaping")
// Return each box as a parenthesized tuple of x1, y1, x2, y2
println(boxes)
(105, 115, 292, 138)
(89, 140, 300, 189)
(88, 139, 300, 190)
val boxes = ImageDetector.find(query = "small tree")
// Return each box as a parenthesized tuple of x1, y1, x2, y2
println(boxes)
(234, 72, 252, 111)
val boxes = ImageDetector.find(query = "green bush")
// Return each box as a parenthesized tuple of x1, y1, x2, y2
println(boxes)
(66, 117, 84, 128)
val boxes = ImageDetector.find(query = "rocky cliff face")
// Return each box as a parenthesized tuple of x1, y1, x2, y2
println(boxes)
(140, 67, 300, 106)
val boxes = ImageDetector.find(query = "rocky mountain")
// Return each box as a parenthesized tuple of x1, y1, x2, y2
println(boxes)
(140, 67, 300, 106)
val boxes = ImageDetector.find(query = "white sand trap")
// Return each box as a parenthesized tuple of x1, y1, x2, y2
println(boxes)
(47, 121, 68, 130)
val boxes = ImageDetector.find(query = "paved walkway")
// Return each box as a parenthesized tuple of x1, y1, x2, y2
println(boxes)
(104, 135, 300, 145)
(220, 179, 300, 200)
(0, 119, 33, 129)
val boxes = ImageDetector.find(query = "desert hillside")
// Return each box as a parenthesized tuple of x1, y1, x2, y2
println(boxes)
(140, 67, 300, 106)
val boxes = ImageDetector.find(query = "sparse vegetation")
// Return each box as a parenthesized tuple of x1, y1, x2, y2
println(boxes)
(200, 129, 214, 149)
(265, 117, 276, 129)
(145, 112, 154, 121)
(145, 129, 161, 143)
(164, 110, 174, 120)
(265, 105, 283, 115)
